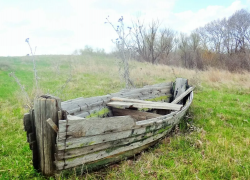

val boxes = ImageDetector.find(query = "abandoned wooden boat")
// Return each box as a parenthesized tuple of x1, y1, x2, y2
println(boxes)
(23, 78, 194, 176)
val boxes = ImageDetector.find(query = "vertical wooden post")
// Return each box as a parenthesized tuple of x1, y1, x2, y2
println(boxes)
(34, 95, 61, 176)
(173, 78, 188, 104)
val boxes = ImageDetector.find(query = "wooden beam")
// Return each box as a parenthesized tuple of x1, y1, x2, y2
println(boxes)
(56, 127, 169, 160)
(107, 101, 182, 111)
(111, 97, 166, 104)
(46, 118, 58, 133)
(173, 78, 188, 104)
(171, 87, 195, 104)
(58, 115, 136, 138)
(56, 127, 172, 170)
(34, 95, 61, 176)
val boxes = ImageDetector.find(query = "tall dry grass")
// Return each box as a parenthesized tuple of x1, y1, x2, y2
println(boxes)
(70, 57, 250, 92)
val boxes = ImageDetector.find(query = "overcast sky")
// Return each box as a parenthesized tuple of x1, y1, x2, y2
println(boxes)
(0, 0, 249, 56)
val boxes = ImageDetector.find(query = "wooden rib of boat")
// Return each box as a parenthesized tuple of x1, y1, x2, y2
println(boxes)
(55, 78, 194, 172)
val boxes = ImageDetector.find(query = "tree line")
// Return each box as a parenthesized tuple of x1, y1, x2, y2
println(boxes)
(76, 9, 250, 72)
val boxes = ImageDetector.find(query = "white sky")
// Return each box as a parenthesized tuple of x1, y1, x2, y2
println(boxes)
(0, 0, 249, 56)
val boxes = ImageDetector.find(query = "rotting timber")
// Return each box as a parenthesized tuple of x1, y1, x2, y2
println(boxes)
(23, 78, 194, 176)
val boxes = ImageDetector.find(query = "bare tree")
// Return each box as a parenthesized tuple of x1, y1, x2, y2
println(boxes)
(228, 9, 250, 52)
(106, 16, 134, 89)
(132, 19, 175, 64)
(178, 33, 190, 68)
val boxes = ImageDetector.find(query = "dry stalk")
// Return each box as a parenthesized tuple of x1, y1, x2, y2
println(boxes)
(25, 38, 39, 96)
(9, 72, 32, 109)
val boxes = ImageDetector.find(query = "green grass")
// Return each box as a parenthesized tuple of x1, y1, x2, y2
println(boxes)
(0, 54, 250, 179)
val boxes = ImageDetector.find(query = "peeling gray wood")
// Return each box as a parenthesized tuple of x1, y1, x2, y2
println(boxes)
(34, 96, 61, 176)
(56, 129, 167, 160)
(111, 97, 170, 104)
(58, 116, 136, 138)
(107, 101, 182, 111)
(56, 128, 172, 170)
(57, 114, 175, 147)
(46, 118, 59, 133)
(173, 78, 188, 103)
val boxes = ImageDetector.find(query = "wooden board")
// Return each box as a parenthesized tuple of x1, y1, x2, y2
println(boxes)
(172, 87, 194, 104)
(111, 97, 170, 104)
(58, 140, 158, 173)
(56, 114, 176, 148)
(56, 126, 170, 160)
(34, 96, 61, 175)
(58, 116, 136, 138)
(173, 78, 187, 103)
(107, 101, 182, 111)
(56, 127, 172, 170)
(61, 95, 111, 112)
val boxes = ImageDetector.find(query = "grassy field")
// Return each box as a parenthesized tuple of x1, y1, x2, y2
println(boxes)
(0, 54, 250, 179)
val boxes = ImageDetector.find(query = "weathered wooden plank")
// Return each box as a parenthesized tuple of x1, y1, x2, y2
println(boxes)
(62, 95, 111, 112)
(58, 139, 158, 174)
(56, 126, 172, 170)
(58, 110, 62, 121)
(118, 87, 171, 96)
(56, 126, 170, 160)
(112, 107, 162, 121)
(171, 87, 194, 104)
(111, 97, 170, 104)
(34, 95, 61, 176)
(67, 100, 106, 115)
(107, 101, 182, 111)
(58, 116, 136, 138)
(173, 78, 188, 103)
(56, 114, 175, 148)
(46, 118, 59, 133)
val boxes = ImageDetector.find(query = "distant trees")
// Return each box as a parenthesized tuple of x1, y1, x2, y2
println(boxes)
(73, 45, 106, 56)
(193, 9, 250, 71)
(77, 9, 250, 72)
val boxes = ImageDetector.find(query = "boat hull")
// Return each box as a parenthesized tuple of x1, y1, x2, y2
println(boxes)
(55, 91, 193, 171)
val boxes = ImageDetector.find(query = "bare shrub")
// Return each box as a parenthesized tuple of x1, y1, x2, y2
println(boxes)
(106, 16, 134, 89)
(131, 19, 175, 64)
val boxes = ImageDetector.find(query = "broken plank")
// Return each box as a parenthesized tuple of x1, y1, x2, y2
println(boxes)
(171, 87, 195, 104)
(173, 78, 188, 103)
(58, 116, 136, 138)
(107, 101, 182, 111)
(56, 127, 168, 160)
(56, 115, 175, 148)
